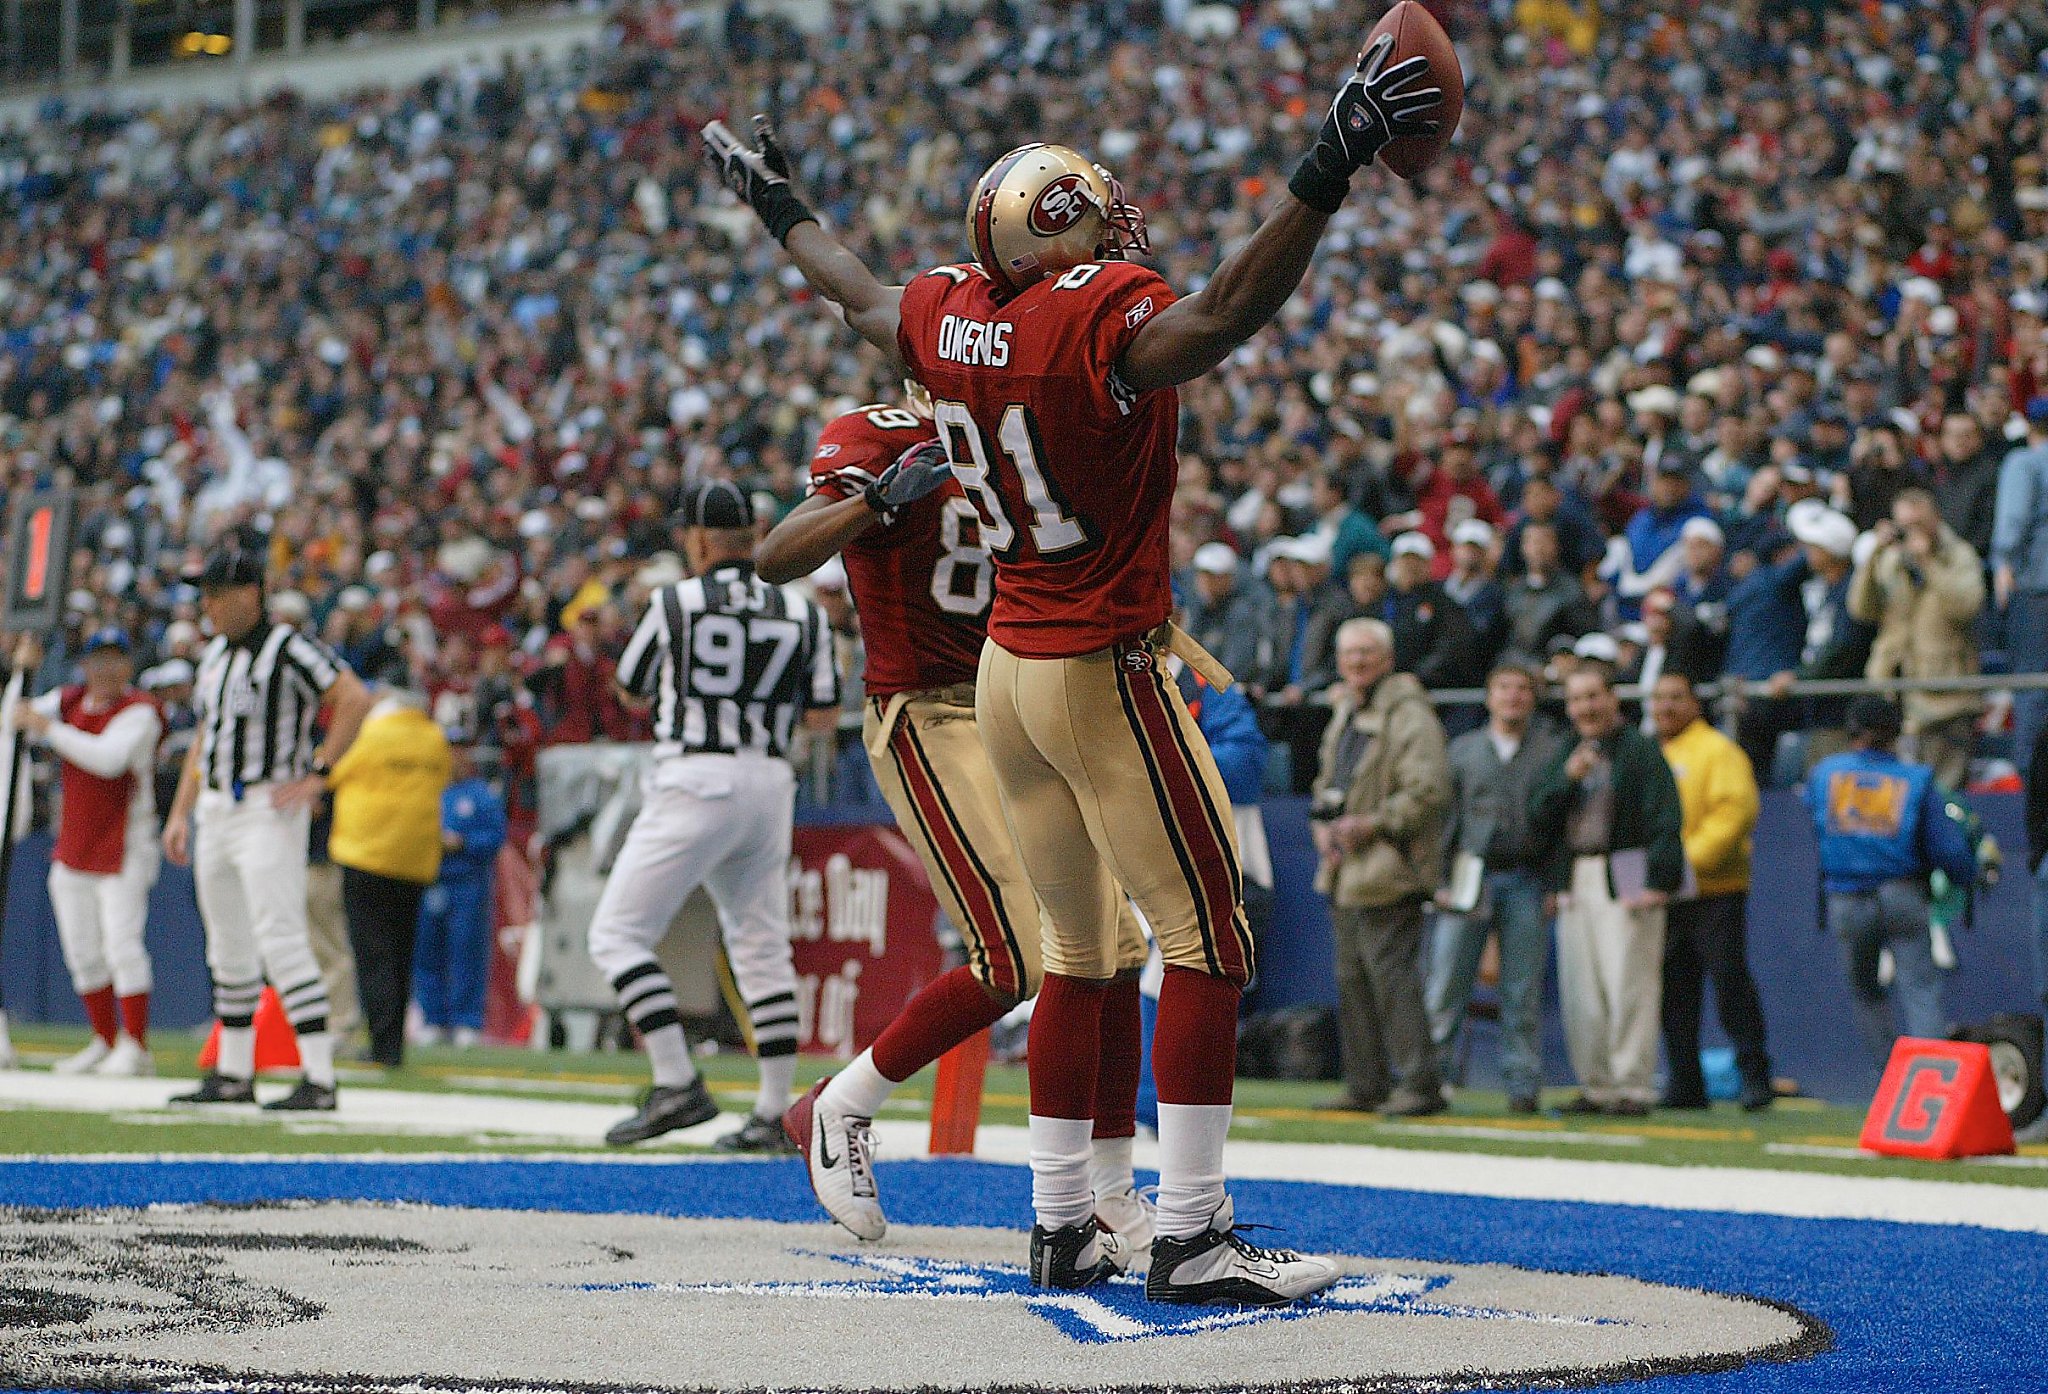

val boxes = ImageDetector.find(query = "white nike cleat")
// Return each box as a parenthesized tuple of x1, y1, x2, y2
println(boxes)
(783, 1078, 886, 1241)
(1146, 1197, 1341, 1306)
(93, 1034, 155, 1077)
(52, 1037, 112, 1075)
(1094, 1185, 1156, 1274)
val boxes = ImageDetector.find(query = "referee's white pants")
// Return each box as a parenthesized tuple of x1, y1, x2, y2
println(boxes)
(48, 844, 158, 997)
(587, 753, 798, 1015)
(195, 788, 323, 1018)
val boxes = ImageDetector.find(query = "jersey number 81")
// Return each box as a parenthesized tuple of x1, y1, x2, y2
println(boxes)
(933, 399, 1093, 563)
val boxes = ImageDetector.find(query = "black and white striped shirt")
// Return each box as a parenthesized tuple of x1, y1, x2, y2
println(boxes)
(192, 624, 348, 795)
(619, 562, 839, 758)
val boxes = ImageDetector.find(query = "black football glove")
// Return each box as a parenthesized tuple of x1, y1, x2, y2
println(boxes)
(1290, 33, 1444, 213)
(701, 117, 817, 244)
(753, 114, 792, 180)
(864, 441, 953, 520)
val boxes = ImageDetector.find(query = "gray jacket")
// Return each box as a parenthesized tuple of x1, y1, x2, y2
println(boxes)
(1993, 441, 2048, 594)
(1442, 717, 1568, 870)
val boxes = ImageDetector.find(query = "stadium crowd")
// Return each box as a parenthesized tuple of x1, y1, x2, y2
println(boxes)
(3, 0, 2048, 1083)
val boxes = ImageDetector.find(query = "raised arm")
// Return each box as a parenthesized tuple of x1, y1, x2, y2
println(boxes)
(703, 118, 904, 370)
(1117, 35, 1442, 394)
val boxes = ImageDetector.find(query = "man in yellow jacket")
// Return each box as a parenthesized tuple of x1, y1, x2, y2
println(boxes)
(1648, 673, 1774, 1111)
(327, 689, 451, 1067)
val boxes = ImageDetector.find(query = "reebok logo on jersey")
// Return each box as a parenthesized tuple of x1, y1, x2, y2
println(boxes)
(1125, 296, 1155, 329)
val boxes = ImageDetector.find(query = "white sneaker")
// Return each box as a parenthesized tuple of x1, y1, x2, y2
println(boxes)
(93, 1035, 155, 1077)
(450, 1027, 481, 1049)
(784, 1078, 886, 1241)
(1146, 1197, 1341, 1306)
(413, 1025, 447, 1047)
(53, 1038, 112, 1075)
(0, 1011, 15, 1070)
(1094, 1185, 1156, 1274)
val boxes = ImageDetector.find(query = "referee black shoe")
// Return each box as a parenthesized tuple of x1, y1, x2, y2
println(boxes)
(1146, 1198, 1339, 1306)
(715, 1113, 799, 1154)
(606, 1079, 717, 1146)
(169, 1073, 256, 1105)
(1029, 1217, 1117, 1291)
(263, 1081, 338, 1112)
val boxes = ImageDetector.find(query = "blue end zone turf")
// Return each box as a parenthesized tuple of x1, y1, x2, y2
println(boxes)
(1, 1156, 2042, 1393)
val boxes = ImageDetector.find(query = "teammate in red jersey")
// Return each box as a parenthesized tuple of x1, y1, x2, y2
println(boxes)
(707, 32, 1442, 1305)
(756, 399, 1152, 1261)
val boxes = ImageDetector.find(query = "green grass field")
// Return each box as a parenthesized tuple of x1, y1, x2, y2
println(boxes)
(6, 1024, 2045, 1188)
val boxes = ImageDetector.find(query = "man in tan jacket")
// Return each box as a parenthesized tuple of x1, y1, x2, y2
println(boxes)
(1849, 486, 1985, 789)
(1311, 618, 1451, 1116)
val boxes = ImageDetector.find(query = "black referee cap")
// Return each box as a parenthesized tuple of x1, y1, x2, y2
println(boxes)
(188, 535, 268, 591)
(676, 479, 754, 531)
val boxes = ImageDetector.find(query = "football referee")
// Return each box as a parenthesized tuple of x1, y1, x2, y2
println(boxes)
(163, 537, 374, 1110)
(593, 480, 840, 1149)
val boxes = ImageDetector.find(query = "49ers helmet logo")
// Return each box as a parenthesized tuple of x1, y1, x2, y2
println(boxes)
(1028, 174, 1095, 236)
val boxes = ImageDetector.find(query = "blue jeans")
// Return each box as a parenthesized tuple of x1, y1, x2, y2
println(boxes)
(1425, 868, 1547, 1100)
(415, 876, 494, 1032)
(2009, 591, 2048, 776)
(1827, 880, 1944, 1068)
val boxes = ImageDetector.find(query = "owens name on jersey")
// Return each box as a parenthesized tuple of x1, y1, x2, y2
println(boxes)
(808, 406, 991, 696)
(896, 259, 1179, 659)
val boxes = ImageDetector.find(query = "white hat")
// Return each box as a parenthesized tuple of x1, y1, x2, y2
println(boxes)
(1619, 622, 1650, 647)
(1390, 532, 1436, 561)
(1192, 542, 1240, 575)
(336, 586, 373, 613)
(141, 658, 194, 690)
(1451, 519, 1496, 549)
(1288, 532, 1333, 568)
(1627, 384, 1681, 417)
(268, 589, 311, 624)
(1573, 632, 1621, 664)
(1686, 369, 1725, 399)
(2017, 186, 2048, 212)
(637, 553, 686, 590)
(1534, 276, 1570, 303)
(1789, 505, 1857, 558)
(1900, 276, 1945, 306)
(1347, 372, 1382, 398)
(806, 556, 848, 592)
(2012, 289, 2046, 317)
(1461, 280, 1503, 307)
(1743, 345, 1785, 372)
(1680, 516, 1725, 548)
(1927, 304, 1960, 337)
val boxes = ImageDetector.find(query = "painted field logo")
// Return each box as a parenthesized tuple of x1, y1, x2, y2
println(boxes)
(0, 1203, 1826, 1393)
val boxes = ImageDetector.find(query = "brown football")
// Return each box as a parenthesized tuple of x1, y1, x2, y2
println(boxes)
(1367, 1, 1464, 181)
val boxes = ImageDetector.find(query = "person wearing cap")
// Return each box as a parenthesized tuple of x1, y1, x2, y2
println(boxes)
(1531, 665, 1684, 1116)
(140, 658, 198, 821)
(1807, 697, 1980, 1066)
(1603, 461, 1708, 621)
(414, 742, 507, 1050)
(1993, 399, 2048, 770)
(1428, 659, 1566, 1114)
(1646, 673, 1774, 1112)
(1776, 504, 1875, 769)
(1386, 532, 1484, 691)
(1182, 542, 1273, 686)
(1932, 413, 1999, 560)
(6, 629, 163, 1077)
(1722, 508, 1860, 785)
(1851, 486, 1985, 791)
(1310, 618, 1451, 1117)
(162, 533, 375, 1111)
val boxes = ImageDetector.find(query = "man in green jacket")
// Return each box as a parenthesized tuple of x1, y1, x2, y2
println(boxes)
(1531, 667, 1684, 1116)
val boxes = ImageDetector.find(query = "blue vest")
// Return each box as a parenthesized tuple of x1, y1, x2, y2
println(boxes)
(1806, 749, 1975, 894)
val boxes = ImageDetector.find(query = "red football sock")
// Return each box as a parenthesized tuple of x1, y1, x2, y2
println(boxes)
(1092, 973, 1141, 1140)
(80, 986, 118, 1045)
(1028, 973, 1105, 1120)
(1153, 966, 1240, 1106)
(870, 966, 1009, 1082)
(118, 993, 150, 1046)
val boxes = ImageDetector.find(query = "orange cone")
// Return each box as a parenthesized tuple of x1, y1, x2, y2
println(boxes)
(195, 987, 303, 1073)
(927, 1028, 991, 1156)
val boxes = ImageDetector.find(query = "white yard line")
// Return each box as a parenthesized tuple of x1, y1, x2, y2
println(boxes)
(5, 1071, 2048, 1234)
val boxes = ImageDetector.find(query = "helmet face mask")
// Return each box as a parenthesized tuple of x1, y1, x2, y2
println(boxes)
(968, 143, 1149, 295)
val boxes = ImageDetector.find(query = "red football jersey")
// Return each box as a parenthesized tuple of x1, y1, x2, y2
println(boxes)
(809, 405, 991, 697)
(896, 260, 1180, 658)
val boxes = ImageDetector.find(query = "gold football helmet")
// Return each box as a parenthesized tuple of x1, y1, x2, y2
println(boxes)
(966, 143, 1150, 296)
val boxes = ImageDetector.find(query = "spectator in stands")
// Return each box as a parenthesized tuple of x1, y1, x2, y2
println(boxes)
(1445, 520, 1507, 672)
(1504, 520, 1597, 661)
(1428, 659, 1564, 1114)
(1387, 533, 1481, 691)
(1648, 674, 1773, 1113)
(1309, 468, 1387, 581)
(1506, 473, 1603, 581)
(1809, 698, 1981, 1067)
(1837, 422, 1922, 535)
(1852, 488, 1985, 792)
(1533, 666, 1684, 1117)
(1605, 462, 1710, 620)
(1311, 618, 1450, 1118)
(1183, 543, 1271, 688)
(1994, 401, 2048, 769)
(326, 690, 452, 1068)
(1250, 541, 1314, 704)
(1932, 414, 2002, 563)
(415, 746, 508, 1050)
(1781, 505, 1877, 770)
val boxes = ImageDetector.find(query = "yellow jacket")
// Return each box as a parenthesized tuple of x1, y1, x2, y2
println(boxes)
(327, 705, 452, 886)
(1657, 718, 1759, 896)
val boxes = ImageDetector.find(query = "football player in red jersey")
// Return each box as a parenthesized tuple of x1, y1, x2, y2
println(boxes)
(706, 33, 1441, 1306)
(756, 398, 1152, 1261)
